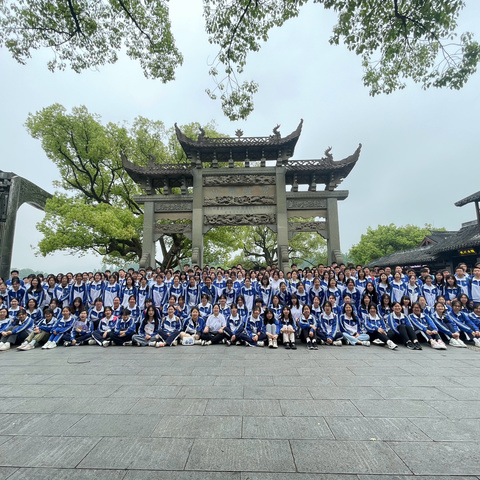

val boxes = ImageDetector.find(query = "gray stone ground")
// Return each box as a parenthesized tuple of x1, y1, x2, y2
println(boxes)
(0, 341, 479, 479)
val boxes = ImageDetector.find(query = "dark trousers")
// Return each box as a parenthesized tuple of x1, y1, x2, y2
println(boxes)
(200, 330, 226, 344)
(109, 333, 133, 345)
(317, 331, 343, 343)
(238, 332, 267, 346)
(158, 328, 181, 346)
(1, 330, 29, 345)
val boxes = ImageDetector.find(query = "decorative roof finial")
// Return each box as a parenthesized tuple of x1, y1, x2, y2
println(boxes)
(235, 129, 243, 138)
(272, 124, 281, 138)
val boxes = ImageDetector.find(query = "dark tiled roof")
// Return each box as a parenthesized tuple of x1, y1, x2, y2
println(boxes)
(455, 191, 480, 207)
(422, 230, 457, 245)
(430, 224, 480, 254)
(366, 245, 437, 268)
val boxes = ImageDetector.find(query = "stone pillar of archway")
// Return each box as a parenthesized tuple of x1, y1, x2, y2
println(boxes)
(0, 171, 52, 279)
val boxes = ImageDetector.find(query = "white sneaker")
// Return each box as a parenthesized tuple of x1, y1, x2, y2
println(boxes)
(362, 341, 371, 347)
(148, 341, 156, 347)
(206, 340, 212, 346)
(456, 338, 467, 348)
(273, 339, 278, 348)
(387, 340, 397, 350)
(41, 341, 50, 349)
(123, 341, 132, 346)
(88, 339, 96, 345)
(155, 341, 165, 348)
(372, 339, 384, 345)
(63, 341, 71, 347)
(430, 339, 438, 348)
(17, 342, 29, 350)
(257, 341, 264, 347)
(102, 340, 110, 347)
(236, 341, 241, 345)
(474, 338, 480, 347)
(449, 338, 461, 347)
(194, 339, 202, 345)
(437, 340, 447, 350)
(172, 340, 178, 346)
(24, 343, 35, 351)
(333, 340, 342, 346)
(49, 342, 57, 349)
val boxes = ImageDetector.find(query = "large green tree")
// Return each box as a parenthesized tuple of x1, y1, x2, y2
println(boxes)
(2, 1, 478, 119)
(25, 103, 219, 269)
(349, 223, 443, 265)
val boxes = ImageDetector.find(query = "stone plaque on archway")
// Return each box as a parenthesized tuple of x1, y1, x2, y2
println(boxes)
(123, 121, 361, 271)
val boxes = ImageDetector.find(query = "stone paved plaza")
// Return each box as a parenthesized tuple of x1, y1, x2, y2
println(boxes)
(0, 343, 479, 479)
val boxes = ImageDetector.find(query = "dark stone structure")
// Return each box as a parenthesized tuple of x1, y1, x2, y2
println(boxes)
(0, 171, 52, 279)
(123, 121, 361, 270)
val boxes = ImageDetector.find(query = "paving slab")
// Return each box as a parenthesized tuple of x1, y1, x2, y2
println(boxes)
(48, 384, 121, 397)
(389, 441, 480, 475)
(353, 399, 445, 418)
(160, 376, 217, 386)
(308, 387, 382, 400)
(426, 400, 480, 419)
(0, 467, 18, 480)
(240, 474, 355, 480)
(372, 386, 455, 400)
(78, 437, 193, 470)
(410, 418, 480, 442)
(280, 399, 360, 417)
(110, 385, 181, 398)
(244, 386, 312, 400)
(291, 440, 411, 474)
(0, 435, 100, 468)
(242, 416, 334, 440)
(185, 438, 295, 472)
(131, 398, 208, 416)
(152, 415, 242, 439)
(325, 417, 430, 441)
(272, 376, 334, 386)
(0, 413, 85, 436)
(176, 385, 244, 399)
(8, 468, 126, 479)
(64, 413, 161, 437)
(123, 472, 240, 480)
(204, 399, 282, 416)
(331, 376, 397, 387)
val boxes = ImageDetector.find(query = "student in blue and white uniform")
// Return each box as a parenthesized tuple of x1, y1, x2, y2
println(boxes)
(25, 277, 45, 308)
(222, 279, 237, 307)
(408, 302, 446, 349)
(158, 305, 182, 346)
(185, 277, 200, 309)
(385, 302, 422, 350)
(106, 308, 135, 346)
(223, 303, 244, 346)
(42, 306, 75, 349)
(308, 278, 324, 307)
(355, 269, 368, 295)
(326, 278, 342, 307)
(103, 275, 120, 308)
(126, 295, 141, 327)
(390, 272, 407, 303)
(200, 276, 217, 306)
(133, 305, 161, 347)
(340, 303, 370, 346)
(258, 276, 273, 308)
(421, 275, 440, 308)
(63, 309, 93, 346)
(317, 301, 343, 347)
(7, 298, 21, 320)
(136, 276, 150, 311)
(53, 276, 71, 308)
(25, 298, 42, 325)
(179, 306, 204, 345)
(264, 307, 280, 348)
(8, 278, 27, 307)
(378, 294, 393, 319)
(279, 306, 297, 349)
(91, 306, 117, 346)
(449, 300, 478, 345)
(168, 276, 185, 303)
(120, 276, 137, 309)
(470, 265, 480, 303)
(364, 304, 397, 350)
(0, 307, 11, 336)
(239, 305, 266, 347)
(269, 295, 282, 321)
(363, 281, 379, 306)
(298, 304, 318, 350)
(294, 282, 309, 308)
(70, 273, 87, 305)
(467, 303, 480, 346)
(217, 295, 231, 320)
(239, 277, 257, 313)
(150, 274, 168, 310)
(212, 272, 226, 301)
(87, 273, 104, 307)
(444, 275, 461, 303)
(0, 308, 33, 351)
(235, 295, 249, 323)
(88, 297, 105, 329)
(343, 279, 361, 310)
(376, 273, 391, 299)
(454, 266, 471, 297)
(277, 282, 292, 307)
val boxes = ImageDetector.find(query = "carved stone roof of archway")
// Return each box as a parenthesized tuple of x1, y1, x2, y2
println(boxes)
(175, 120, 303, 162)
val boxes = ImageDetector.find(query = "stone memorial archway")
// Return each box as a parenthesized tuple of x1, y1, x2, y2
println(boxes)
(123, 121, 361, 271)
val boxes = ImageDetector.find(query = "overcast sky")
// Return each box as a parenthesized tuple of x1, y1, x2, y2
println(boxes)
(1, 1, 480, 273)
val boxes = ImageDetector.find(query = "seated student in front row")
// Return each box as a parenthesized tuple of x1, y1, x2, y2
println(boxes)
(239, 305, 266, 347)
(63, 309, 93, 346)
(408, 302, 446, 350)
(201, 303, 226, 346)
(298, 304, 318, 350)
(158, 305, 182, 346)
(42, 306, 75, 350)
(17, 307, 56, 350)
(279, 305, 297, 350)
(223, 303, 244, 346)
(318, 301, 343, 346)
(179, 306, 203, 345)
(0, 308, 33, 351)
(132, 305, 162, 347)
(264, 307, 280, 348)
(91, 306, 117, 347)
(340, 303, 370, 346)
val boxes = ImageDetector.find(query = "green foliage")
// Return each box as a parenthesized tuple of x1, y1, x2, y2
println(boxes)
(349, 223, 444, 265)
(0, 0, 182, 81)
(25, 104, 216, 268)
(2, 1, 478, 120)
(204, 0, 479, 118)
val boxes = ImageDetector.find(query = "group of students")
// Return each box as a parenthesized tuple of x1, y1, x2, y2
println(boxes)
(1, 260, 480, 352)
